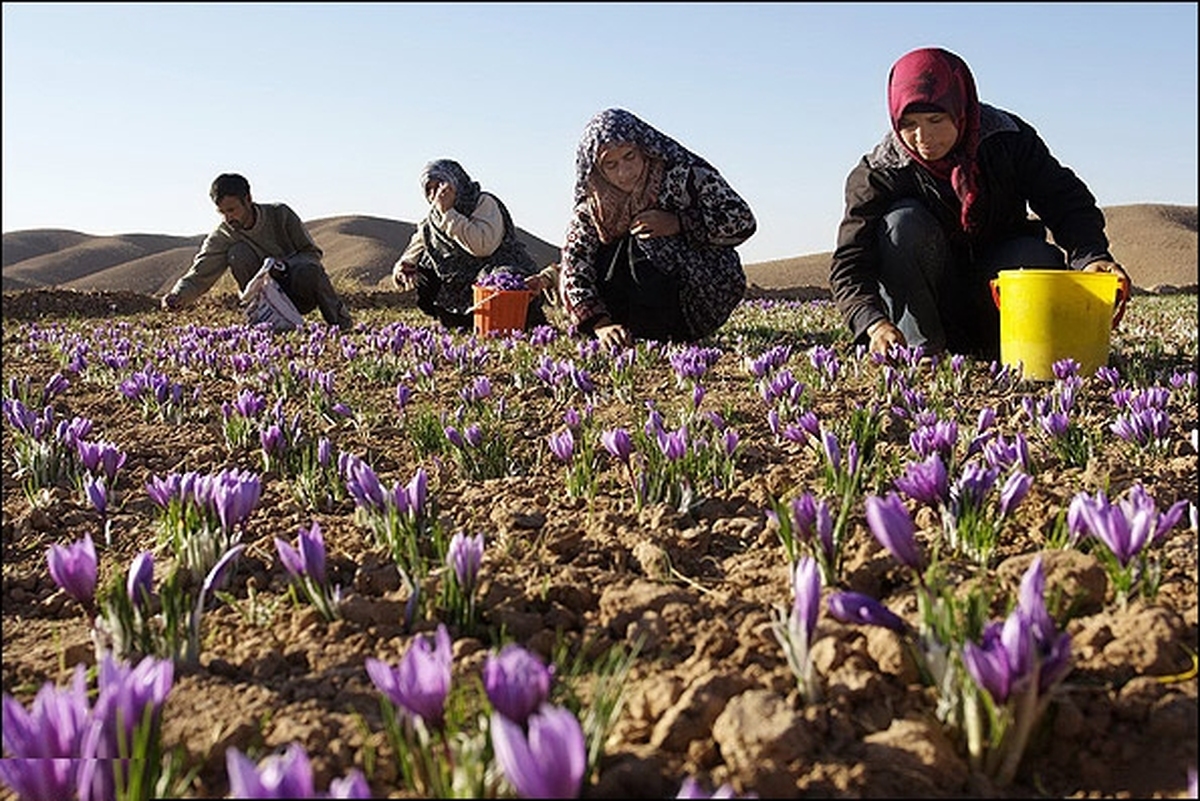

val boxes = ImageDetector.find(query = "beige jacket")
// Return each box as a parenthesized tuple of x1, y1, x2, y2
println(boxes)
(392, 193, 505, 284)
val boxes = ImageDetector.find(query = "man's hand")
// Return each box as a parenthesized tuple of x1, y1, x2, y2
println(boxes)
(630, 210, 681, 239)
(867, 319, 905, 356)
(161, 294, 180, 312)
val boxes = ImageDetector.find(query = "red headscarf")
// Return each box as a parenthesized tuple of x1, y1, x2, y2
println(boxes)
(887, 47, 981, 232)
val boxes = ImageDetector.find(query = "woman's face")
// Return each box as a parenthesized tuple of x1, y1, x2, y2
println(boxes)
(597, 143, 646, 193)
(897, 111, 959, 162)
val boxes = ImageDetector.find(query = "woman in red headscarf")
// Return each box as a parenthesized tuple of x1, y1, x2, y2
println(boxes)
(829, 47, 1129, 359)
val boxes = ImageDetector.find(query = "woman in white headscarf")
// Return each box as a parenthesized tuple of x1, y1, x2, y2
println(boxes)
(394, 159, 547, 330)
(559, 109, 756, 348)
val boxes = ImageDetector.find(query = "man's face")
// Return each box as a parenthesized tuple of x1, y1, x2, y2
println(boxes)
(216, 195, 255, 230)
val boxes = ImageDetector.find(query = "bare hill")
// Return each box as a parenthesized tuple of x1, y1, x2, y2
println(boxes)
(3, 204, 1194, 296)
(742, 203, 1197, 294)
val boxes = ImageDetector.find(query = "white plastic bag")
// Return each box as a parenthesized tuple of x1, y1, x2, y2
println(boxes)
(239, 258, 305, 333)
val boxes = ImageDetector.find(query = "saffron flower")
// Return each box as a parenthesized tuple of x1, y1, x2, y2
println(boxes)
(826, 591, 907, 633)
(446, 532, 484, 596)
(491, 703, 587, 799)
(600, 428, 633, 464)
(771, 555, 823, 702)
(366, 624, 453, 727)
(275, 521, 339, 621)
(76, 654, 174, 801)
(548, 428, 575, 463)
(47, 533, 98, 612)
(225, 741, 372, 799)
(484, 643, 554, 725)
(864, 493, 924, 571)
(127, 550, 154, 607)
(0, 664, 91, 801)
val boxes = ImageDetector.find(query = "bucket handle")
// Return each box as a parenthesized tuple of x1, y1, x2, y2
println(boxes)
(466, 288, 502, 315)
(990, 273, 1132, 331)
(467, 287, 534, 315)
(1111, 274, 1131, 330)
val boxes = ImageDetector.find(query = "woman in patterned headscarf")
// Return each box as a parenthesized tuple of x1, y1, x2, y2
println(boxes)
(393, 159, 547, 330)
(829, 47, 1129, 360)
(559, 108, 756, 348)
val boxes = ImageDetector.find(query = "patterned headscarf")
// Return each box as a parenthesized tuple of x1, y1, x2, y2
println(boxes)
(887, 47, 981, 232)
(574, 108, 712, 244)
(419, 159, 482, 217)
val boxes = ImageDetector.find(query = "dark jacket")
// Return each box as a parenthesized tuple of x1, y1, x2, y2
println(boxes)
(829, 104, 1113, 342)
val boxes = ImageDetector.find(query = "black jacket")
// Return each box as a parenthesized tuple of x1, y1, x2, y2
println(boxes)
(829, 104, 1113, 342)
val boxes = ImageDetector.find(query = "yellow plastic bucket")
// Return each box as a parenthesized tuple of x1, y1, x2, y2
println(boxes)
(989, 269, 1129, 380)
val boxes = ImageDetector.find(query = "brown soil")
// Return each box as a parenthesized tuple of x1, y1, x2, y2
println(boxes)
(2, 290, 1196, 799)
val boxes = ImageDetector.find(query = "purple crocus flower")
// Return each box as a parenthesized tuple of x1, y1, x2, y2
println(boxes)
(366, 624, 453, 727)
(657, 427, 688, 461)
(491, 703, 587, 799)
(342, 456, 385, 512)
(893, 453, 949, 508)
(317, 437, 333, 467)
(213, 469, 262, 533)
(997, 471, 1033, 519)
(1071, 490, 1149, 567)
(275, 521, 327, 586)
(76, 439, 126, 484)
(864, 493, 924, 571)
(395, 383, 413, 410)
(962, 622, 1014, 704)
(819, 428, 841, 472)
(791, 556, 821, 646)
(77, 654, 174, 801)
(447, 532, 484, 594)
(786, 492, 834, 563)
(47, 533, 98, 610)
(405, 468, 428, 516)
(464, 423, 483, 448)
(444, 425, 465, 449)
(483, 643, 554, 725)
(42, 372, 70, 404)
(226, 742, 315, 798)
(0, 664, 91, 801)
(260, 423, 287, 456)
(127, 551, 154, 607)
(826, 592, 907, 633)
(600, 428, 633, 464)
(676, 776, 739, 799)
(84, 474, 108, 517)
(1038, 410, 1070, 439)
(548, 428, 575, 463)
(145, 472, 182, 508)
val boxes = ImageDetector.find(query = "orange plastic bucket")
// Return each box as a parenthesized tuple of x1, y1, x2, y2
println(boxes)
(989, 269, 1130, 380)
(472, 285, 533, 336)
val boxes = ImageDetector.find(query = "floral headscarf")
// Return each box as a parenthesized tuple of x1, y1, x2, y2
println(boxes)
(887, 47, 981, 232)
(419, 159, 481, 217)
(574, 108, 712, 244)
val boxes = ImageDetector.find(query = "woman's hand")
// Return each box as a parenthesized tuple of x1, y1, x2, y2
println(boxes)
(630, 210, 681, 239)
(594, 317, 632, 350)
(867, 319, 906, 357)
(1083, 259, 1131, 285)
(431, 182, 457, 214)
(394, 261, 418, 291)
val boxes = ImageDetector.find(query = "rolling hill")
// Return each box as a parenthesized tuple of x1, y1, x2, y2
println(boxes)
(2, 204, 1195, 296)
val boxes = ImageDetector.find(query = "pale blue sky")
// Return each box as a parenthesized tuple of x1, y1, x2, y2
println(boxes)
(3, 2, 1196, 264)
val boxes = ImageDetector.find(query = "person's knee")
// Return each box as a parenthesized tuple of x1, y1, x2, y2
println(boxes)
(879, 199, 942, 251)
